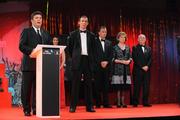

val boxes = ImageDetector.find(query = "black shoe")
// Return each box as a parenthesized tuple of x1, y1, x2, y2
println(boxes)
(96, 105, 101, 108)
(122, 104, 127, 108)
(143, 104, 152, 107)
(69, 108, 76, 113)
(33, 110, 36, 115)
(86, 108, 96, 112)
(132, 104, 138, 107)
(103, 105, 112, 108)
(117, 104, 121, 108)
(0, 88, 3, 92)
(24, 111, 31, 116)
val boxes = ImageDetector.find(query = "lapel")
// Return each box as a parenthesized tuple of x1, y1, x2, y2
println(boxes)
(104, 40, 108, 53)
(40, 28, 44, 44)
(137, 44, 147, 60)
(86, 30, 90, 51)
(30, 27, 37, 37)
(98, 38, 104, 53)
(76, 30, 81, 47)
(30, 27, 38, 43)
(137, 44, 144, 55)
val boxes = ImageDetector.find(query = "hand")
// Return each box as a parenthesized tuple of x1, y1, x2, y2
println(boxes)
(29, 49, 35, 58)
(123, 60, 131, 65)
(142, 66, 149, 72)
(101, 61, 108, 68)
(114, 59, 120, 64)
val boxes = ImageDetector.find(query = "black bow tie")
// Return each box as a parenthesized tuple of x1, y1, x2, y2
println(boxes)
(80, 30, 87, 33)
(101, 39, 105, 42)
(140, 45, 145, 47)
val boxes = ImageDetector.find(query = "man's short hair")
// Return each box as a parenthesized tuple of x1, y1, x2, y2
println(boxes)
(31, 11, 43, 20)
(98, 26, 107, 32)
(79, 15, 88, 21)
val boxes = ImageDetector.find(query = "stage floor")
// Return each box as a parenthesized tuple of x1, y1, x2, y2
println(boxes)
(0, 104, 180, 120)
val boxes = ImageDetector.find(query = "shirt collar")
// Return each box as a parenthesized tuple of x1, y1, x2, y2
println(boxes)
(32, 25, 41, 33)
(99, 37, 105, 42)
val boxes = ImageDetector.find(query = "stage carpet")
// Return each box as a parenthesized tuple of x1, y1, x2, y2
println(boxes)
(0, 104, 180, 120)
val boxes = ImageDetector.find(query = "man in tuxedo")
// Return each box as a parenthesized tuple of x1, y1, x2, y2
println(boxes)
(94, 26, 112, 108)
(132, 34, 152, 107)
(19, 11, 51, 116)
(68, 15, 96, 113)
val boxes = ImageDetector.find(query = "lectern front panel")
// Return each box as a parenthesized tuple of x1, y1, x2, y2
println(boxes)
(42, 48, 60, 116)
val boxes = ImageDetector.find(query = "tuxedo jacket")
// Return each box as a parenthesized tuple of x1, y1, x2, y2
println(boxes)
(19, 27, 51, 71)
(94, 37, 112, 71)
(68, 29, 96, 71)
(132, 44, 152, 73)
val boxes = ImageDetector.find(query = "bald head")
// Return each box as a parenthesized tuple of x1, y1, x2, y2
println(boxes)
(138, 34, 146, 45)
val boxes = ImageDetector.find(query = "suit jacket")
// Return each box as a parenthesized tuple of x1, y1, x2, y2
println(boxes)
(132, 44, 152, 73)
(94, 37, 112, 71)
(19, 27, 51, 71)
(68, 29, 96, 71)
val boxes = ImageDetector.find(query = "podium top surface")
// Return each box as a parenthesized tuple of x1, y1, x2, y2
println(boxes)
(30, 44, 66, 58)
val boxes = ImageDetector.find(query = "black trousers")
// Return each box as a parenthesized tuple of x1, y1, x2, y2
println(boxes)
(70, 56, 93, 110)
(94, 67, 110, 106)
(21, 71, 36, 113)
(133, 70, 150, 105)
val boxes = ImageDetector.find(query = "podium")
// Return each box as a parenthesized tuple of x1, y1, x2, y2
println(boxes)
(31, 45, 66, 118)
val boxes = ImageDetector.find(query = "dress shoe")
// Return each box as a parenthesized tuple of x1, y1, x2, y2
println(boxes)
(121, 104, 127, 108)
(103, 105, 112, 108)
(69, 108, 76, 113)
(132, 104, 138, 107)
(24, 111, 31, 116)
(0, 88, 3, 92)
(86, 108, 96, 112)
(143, 104, 152, 107)
(117, 104, 121, 108)
(33, 110, 36, 115)
(96, 105, 101, 108)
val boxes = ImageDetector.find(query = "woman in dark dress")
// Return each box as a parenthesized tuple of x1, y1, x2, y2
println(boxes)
(111, 32, 132, 108)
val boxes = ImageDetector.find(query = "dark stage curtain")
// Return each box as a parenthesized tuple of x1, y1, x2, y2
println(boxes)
(39, 1, 180, 104)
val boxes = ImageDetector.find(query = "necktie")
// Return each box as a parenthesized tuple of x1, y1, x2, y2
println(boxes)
(37, 30, 42, 44)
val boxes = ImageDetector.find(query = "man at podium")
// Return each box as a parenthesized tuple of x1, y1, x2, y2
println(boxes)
(19, 11, 51, 116)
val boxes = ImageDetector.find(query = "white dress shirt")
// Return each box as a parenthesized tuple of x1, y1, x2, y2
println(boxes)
(142, 46, 145, 53)
(99, 37, 105, 52)
(80, 32, 88, 55)
(32, 26, 41, 35)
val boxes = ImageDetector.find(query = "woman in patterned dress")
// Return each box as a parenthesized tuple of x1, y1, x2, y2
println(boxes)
(111, 32, 132, 108)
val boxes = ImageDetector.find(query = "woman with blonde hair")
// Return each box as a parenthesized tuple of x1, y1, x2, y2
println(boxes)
(111, 32, 132, 108)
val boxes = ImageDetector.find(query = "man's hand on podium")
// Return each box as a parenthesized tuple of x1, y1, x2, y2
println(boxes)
(29, 49, 35, 58)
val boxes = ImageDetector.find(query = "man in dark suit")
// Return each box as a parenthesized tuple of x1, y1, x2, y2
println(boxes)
(68, 15, 96, 113)
(132, 34, 152, 107)
(19, 11, 51, 116)
(94, 26, 112, 108)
